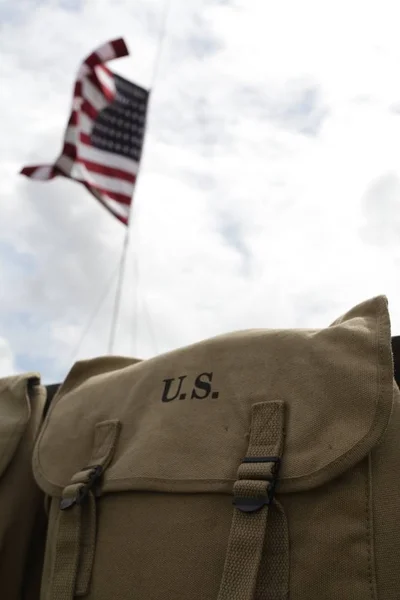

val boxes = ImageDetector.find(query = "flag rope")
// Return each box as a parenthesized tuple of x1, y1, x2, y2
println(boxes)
(107, 0, 173, 355)
(65, 262, 120, 370)
(108, 227, 130, 354)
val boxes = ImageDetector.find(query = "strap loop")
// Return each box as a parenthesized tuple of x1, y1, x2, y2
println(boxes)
(234, 456, 281, 512)
(41, 419, 120, 600)
(60, 465, 104, 510)
(217, 401, 286, 600)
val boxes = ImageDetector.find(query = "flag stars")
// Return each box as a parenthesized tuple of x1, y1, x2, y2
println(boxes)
(90, 75, 149, 160)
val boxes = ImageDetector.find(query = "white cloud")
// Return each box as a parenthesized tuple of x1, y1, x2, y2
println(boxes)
(0, 337, 16, 377)
(1, 0, 400, 383)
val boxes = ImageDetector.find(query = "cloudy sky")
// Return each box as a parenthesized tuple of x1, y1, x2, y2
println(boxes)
(1, 0, 400, 383)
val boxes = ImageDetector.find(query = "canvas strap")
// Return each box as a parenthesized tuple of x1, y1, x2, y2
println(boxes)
(255, 497, 290, 600)
(217, 401, 286, 600)
(41, 420, 120, 600)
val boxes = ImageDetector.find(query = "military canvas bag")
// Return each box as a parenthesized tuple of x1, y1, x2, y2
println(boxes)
(0, 373, 47, 600)
(33, 295, 400, 599)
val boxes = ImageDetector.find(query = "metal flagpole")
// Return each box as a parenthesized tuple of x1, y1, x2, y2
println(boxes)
(108, 226, 130, 354)
(107, 0, 172, 356)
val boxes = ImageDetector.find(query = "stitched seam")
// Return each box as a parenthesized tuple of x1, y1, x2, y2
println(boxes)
(1, 381, 31, 475)
(281, 299, 392, 490)
(366, 454, 378, 600)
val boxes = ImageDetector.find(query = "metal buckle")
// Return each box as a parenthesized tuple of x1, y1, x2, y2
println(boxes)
(60, 465, 103, 511)
(233, 456, 280, 513)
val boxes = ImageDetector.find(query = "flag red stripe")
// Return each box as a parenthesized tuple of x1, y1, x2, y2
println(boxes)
(79, 134, 137, 181)
(79, 132, 92, 146)
(81, 99, 98, 120)
(74, 81, 82, 98)
(84, 184, 129, 224)
(68, 110, 78, 126)
(21, 38, 136, 226)
(79, 157, 136, 183)
(85, 52, 101, 69)
(21, 166, 40, 176)
(85, 185, 131, 205)
(20, 165, 60, 179)
(86, 72, 105, 94)
(62, 142, 78, 160)
(62, 140, 136, 183)
(86, 72, 114, 102)
(112, 38, 128, 56)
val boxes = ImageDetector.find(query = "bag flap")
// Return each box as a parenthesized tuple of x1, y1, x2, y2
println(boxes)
(33, 296, 393, 496)
(0, 373, 44, 478)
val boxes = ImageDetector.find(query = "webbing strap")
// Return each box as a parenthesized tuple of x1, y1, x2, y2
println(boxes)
(256, 498, 289, 600)
(217, 401, 285, 600)
(41, 419, 120, 600)
(74, 484, 97, 596)
(44, 493, 84, 600)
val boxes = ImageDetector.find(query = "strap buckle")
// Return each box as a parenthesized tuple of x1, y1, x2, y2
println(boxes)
(60, 465, 103, 511)
(233, 456, 281, 513)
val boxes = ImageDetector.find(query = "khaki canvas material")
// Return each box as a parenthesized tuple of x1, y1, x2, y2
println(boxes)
(0, 373, 47, 600)
(33, 296, 400, 599)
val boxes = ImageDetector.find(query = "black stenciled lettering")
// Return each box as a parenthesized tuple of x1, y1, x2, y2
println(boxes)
(191, 372, 213, 399)
(161, 376, 187, 402)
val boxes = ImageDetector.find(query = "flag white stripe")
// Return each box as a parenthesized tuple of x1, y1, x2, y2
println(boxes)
(21, 38, 135, 225)
(96, 41, 117, 62)
(29, 166, 54, 180)
(58, 157, 131, 220)
(100, 195, 131, 220)
(72, 97, 83, 111)
(57, 155, 134, 196)
(62, 126, 139, 174)
(77, 64, 91, 80)
(56, 155, 75, 177)
(79, 166, 134, 196)
(64, 125, 78, 145)
(78, 143, 139, 174)
(79, 114, 94, 135)
(95, 65, 115, 96)
(82, 78, 109, 112)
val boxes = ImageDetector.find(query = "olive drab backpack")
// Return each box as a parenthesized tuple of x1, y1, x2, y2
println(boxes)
(2, 296, 400, 599)
(0, 373, 47, 600)
(26, 295, 400, 600)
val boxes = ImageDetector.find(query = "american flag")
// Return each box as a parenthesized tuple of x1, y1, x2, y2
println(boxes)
(21, 38, 149, 225)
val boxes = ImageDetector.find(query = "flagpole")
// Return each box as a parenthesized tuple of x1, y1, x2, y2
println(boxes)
(108, 225, 130, 354)
(107, 0, 172, 356)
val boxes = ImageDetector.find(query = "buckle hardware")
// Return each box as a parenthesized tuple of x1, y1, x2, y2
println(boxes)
(233, 456, 281, 513)
(60, 465, 103, 511)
